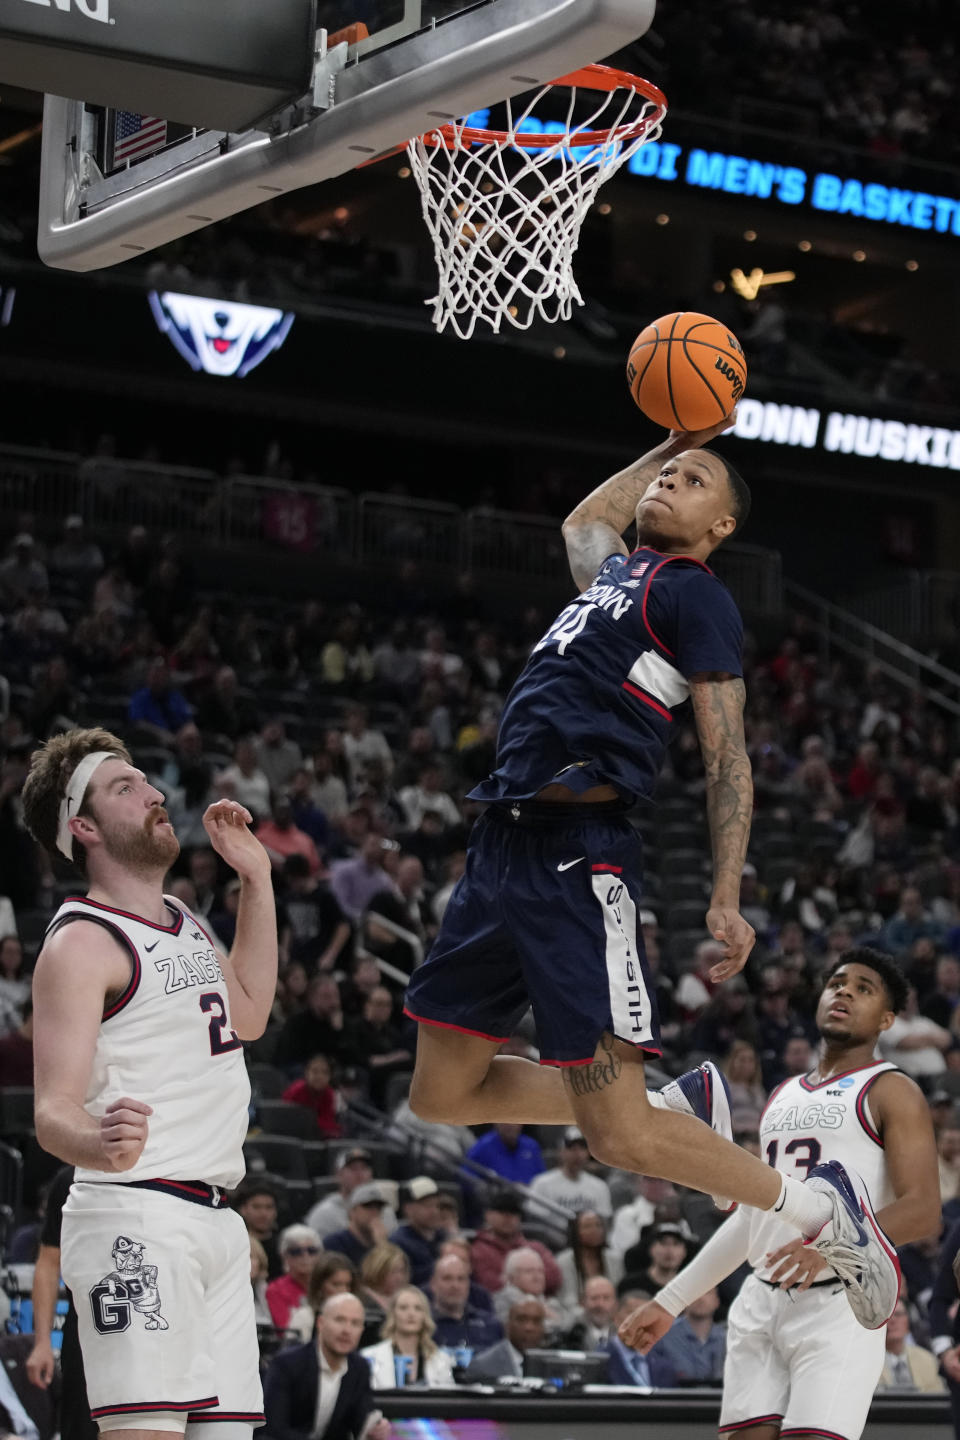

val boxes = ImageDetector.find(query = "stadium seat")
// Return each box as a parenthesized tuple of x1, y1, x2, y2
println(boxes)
(256, 1100, 320, 1140)
(243, 1135, 308, 1180)
(0, 1088, 35, 1137)
(248, 1063, 289, 1101)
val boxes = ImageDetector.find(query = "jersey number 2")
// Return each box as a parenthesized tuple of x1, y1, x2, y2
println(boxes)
(766, 1137, 822, 1178)
(200, 991, 242, 1055)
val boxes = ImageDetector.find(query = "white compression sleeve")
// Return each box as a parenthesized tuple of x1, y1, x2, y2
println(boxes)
(655, 1206, 753, 1318)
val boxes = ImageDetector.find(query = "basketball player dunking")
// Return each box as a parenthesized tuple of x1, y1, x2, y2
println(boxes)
(620, 949, 940, 1440)
(23, 729, 278, 1440)
(404, 418, 901, 1328)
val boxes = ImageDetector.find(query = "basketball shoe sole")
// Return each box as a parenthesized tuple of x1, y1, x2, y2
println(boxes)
(804, 1159, 901, 1330)
(658, 1061, 735, 1212)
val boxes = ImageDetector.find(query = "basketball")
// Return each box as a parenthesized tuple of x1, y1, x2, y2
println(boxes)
(626, 312, 748, 431)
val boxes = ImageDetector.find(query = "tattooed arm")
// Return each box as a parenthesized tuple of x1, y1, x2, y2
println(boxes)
(561, 418, 736, 593)
(689, 673, 755, 979)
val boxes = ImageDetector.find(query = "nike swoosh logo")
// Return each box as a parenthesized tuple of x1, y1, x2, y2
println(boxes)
(144, 941, 159, 953)
(557, 858, 585, 872)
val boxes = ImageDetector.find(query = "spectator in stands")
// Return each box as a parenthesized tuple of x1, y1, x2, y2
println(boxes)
(256, 717, 303, 795)
(309, 746, 349, 824)
(653, 1286, 727, 1383)
(321, 621, 374, 693)
(756, 967, 814, 1088)
(196, 665, 260, 739)
(846, 740, 882, 800)
(330, 834, 399, 923)
(390, 1178, 448, 1288)
(362, 1285, 456, 1388)
(428, 1253, 503, 1354)
(281, 1053, 342, 1139)
(278, 854, 352, 973)
(235, 1179, 282, 1279)
(494, 1248, 570, 1338)
(882, 886, 946, 955)
(325, 1184, 391, 1268)
(256, 794, 321, 875)
(263, 1292, 389, 1440)
(398, 763, 461, 831)
(674, 942, 722, 1020)
(286, 767, 333, 852)
(464, 1124, 545, 1187)
(601, 1295, 677, 1387)
(342, 986, 413, 1109)
(49, 514, 103, 592)
(878, 1298, 945, 1391)
(250, 1237, 271, 1327)
(341, 704, 392, 785)
(556, 1210, 624, 1311)
(358, 1243, 411, 1347)
(564, 1274, 619, 1350)
(127, 656, 193, 747)
(431, 850, 467, 926)
(286, 1251, 357, 1344)
(217, 736, 271, 821)
(267, 1225, 323, 1331)
(691, 978, 756, 1058)
(0, 935, 30, 1033)
(0, 534, 48, 608)
(464, 1298, 547, 1381)
(306, 1148, 398, 1240)
(720, 1040, 768, 1131)
(608, 1174, 678, 1256)
(184, 846, 221, 922)
(879, 985, 950, 1082)
(0, 997, 33, 1085)
(527, 1128, 612, 1230)
(364, 856, 429, 977)
(472, 1191, 563, 1296)
(938, 1126, 960, 1204)
(273, 974, 348, 1070)
(922, 956, 960, 1029)
(781, 1034, 816, 1082)
(622, 1222, 692, 1295)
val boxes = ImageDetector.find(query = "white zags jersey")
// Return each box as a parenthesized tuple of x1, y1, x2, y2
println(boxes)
(748, 1060, 900, 1281)
(46, 896, 250, 1188)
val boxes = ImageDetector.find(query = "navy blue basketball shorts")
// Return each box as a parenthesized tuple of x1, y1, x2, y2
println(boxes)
(404, 803, 661, 1066)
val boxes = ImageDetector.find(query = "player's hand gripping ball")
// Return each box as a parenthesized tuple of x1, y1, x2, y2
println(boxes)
(627, 311, 747, 431)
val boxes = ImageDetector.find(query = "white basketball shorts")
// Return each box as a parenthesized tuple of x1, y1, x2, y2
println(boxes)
(61, 1181, 263, 1431)
(719, 1272, 886, 1440)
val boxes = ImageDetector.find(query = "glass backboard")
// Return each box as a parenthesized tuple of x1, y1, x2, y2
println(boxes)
(37, 0, 656, 273)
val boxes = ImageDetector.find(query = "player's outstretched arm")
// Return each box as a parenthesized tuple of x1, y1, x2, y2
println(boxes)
(34, 922, 152, 1171)
(620, 1207, 751, 1352)
(561, 416, 735, 592)
(690, 673, 755, 978)
(202, 798, 278, 1040)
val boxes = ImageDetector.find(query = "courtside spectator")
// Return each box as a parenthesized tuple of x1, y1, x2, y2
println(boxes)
(472, 1192, 563, 1296)
(267, 1225, 323, 1331)
(465, 1124, 545, 1187)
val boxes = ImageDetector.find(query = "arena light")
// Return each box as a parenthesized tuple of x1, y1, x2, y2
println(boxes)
(729, 267, 795, 300)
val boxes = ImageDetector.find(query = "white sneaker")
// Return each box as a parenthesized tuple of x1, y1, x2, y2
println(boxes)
(805, 1159, 901, 1330)
(658, 1061, 736, 1211)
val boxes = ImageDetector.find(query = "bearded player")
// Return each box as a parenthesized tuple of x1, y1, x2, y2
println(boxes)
(620, 949, 939, 1440)
(404, 418, 903, 1331)
(23, 728, 278, 1440)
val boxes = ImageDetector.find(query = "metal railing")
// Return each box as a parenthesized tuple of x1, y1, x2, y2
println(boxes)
(785, 579, 960, 718)
(0, 443, 783, 613)
(845, 571, 960, 649)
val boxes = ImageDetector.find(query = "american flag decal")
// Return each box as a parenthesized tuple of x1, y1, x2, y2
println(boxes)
(113, 111, 167, 165)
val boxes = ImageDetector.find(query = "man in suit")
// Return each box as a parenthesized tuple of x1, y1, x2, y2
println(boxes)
(564, 1276, 618, 1351)
(879, 1298, 946, 1393)
(264, 1293, 391, 1440)
(464, 1298, 547, 1382)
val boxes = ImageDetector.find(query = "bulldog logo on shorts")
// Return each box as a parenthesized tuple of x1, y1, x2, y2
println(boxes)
(89, 1235, 169, 1335)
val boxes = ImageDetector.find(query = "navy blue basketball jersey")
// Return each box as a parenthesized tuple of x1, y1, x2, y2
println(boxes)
(470, 549, 744, 806)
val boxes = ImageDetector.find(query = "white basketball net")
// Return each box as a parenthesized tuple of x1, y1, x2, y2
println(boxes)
(407, 70, 666, 340)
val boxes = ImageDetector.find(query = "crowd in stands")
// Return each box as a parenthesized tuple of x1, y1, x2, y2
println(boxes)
(4, 512, 960, 1429)
(653, 0, 960, 168)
